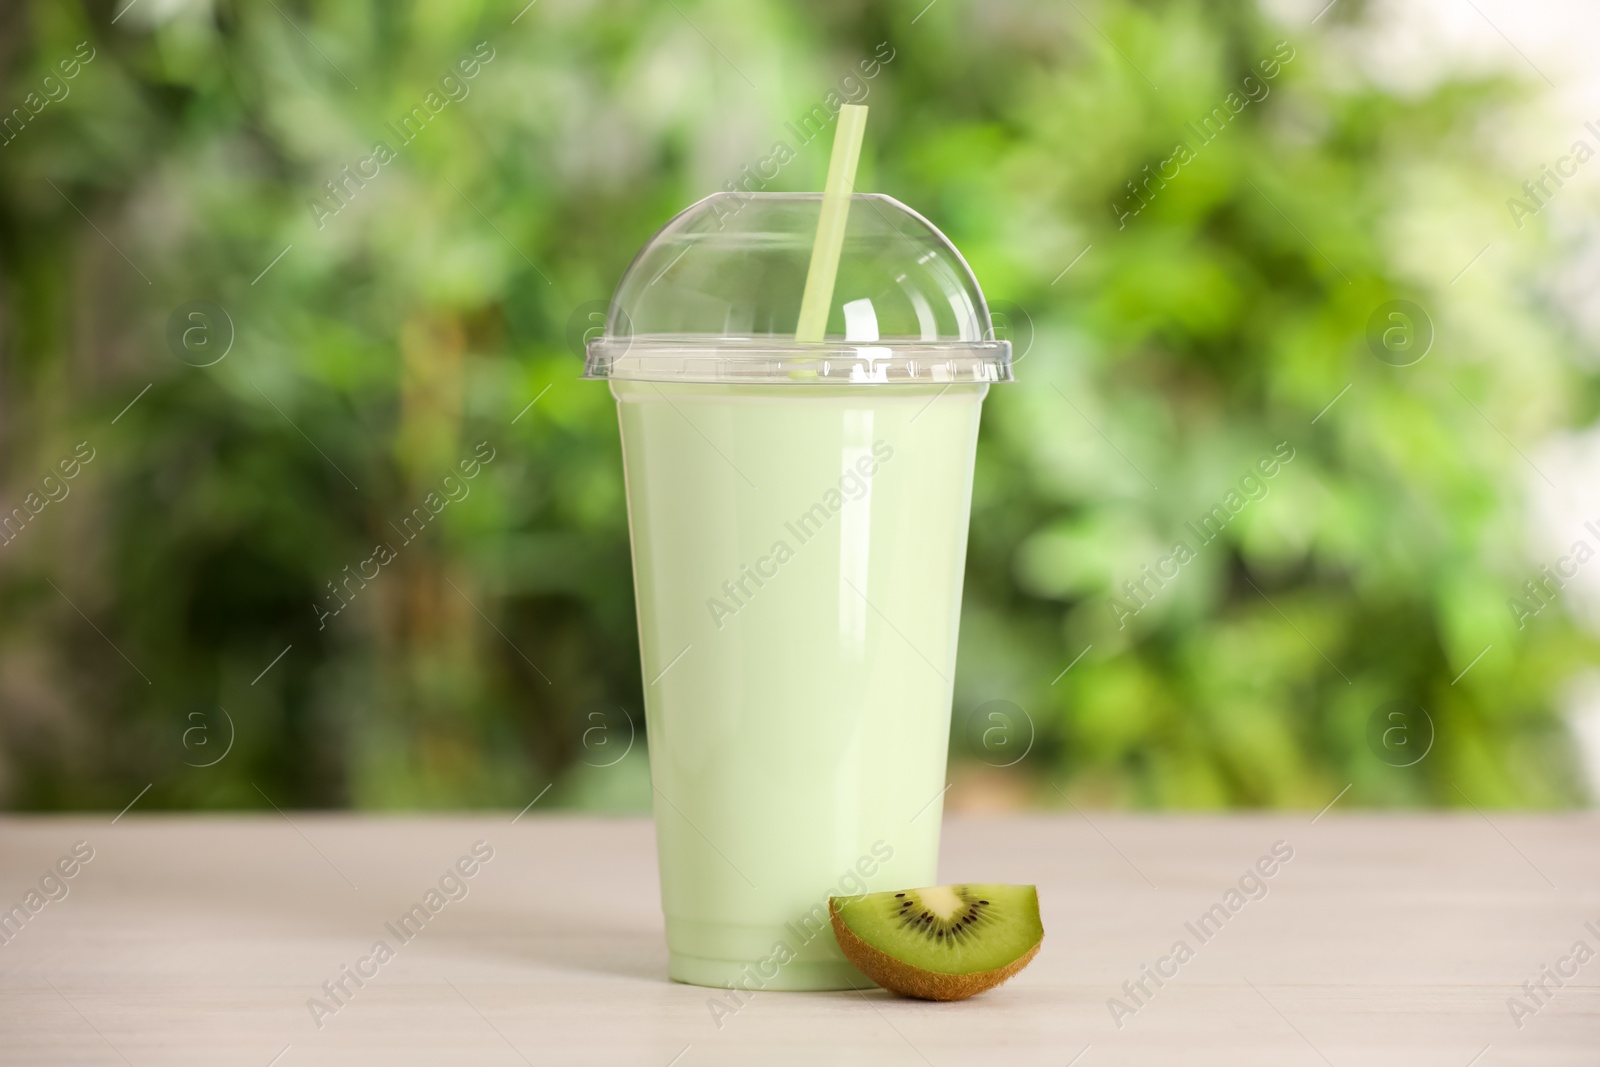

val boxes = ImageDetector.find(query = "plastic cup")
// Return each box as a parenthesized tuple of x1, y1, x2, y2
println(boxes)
(587, 192, 1011, 990)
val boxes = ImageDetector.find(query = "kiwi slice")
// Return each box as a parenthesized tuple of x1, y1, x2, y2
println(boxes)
(829, 884, 1043, 1001)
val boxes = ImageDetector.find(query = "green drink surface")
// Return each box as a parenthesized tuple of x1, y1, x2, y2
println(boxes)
(613, 380, 987, 989)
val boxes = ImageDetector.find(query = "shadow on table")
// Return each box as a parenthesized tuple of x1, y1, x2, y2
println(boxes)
(458, 917, 669, 983)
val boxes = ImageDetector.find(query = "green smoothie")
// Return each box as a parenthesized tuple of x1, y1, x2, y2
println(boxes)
(614, 379, 986, 990)
(586, 188, 1010, 991)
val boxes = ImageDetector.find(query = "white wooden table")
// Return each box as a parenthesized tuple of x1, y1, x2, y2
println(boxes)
(0, 813, 1595, 1065)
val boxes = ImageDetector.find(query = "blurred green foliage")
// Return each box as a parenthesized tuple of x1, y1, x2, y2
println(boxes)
(0, 0, 1590, 811)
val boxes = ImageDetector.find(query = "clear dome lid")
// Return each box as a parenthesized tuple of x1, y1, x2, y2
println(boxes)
(584, 192, 1012, 385)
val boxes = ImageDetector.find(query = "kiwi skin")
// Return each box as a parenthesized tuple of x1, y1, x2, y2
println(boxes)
(829, 898, 1042, 1001)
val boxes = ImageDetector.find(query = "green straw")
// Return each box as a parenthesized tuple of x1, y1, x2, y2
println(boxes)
(795, 104, 868, 342)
